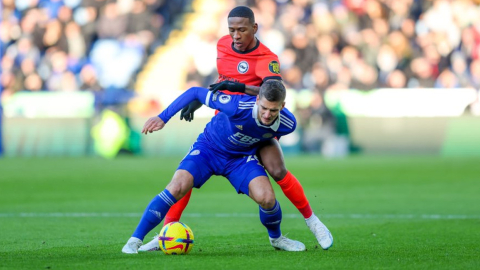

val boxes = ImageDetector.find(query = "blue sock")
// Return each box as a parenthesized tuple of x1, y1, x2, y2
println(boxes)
(259, 200, 282, 238)
(132, 189, 177, 240)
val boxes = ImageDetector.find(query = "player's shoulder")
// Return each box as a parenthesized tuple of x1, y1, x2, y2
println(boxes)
(218, 94, 256, 114)
(236, 95, 256, 110)
(257, 40, 279, 58)
(214, 92, 254, 106)
(278, 108, 297, 131)
(256, 41, 280, 75)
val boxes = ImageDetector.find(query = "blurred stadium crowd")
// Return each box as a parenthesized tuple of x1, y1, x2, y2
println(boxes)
(3, 0, 480, 94)
(1, 0, 188, 96)
(2, 0, 480, 154)
(176, 0, 480, 152)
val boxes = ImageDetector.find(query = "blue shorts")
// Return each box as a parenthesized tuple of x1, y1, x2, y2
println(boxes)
(177, 141, 267, 196)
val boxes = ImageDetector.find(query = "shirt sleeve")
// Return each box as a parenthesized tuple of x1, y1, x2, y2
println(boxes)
(158, 87, 208, 123)
(203, 91, 239, 117)
(255, 55, 282, 82)
(158, 87, 238, 123)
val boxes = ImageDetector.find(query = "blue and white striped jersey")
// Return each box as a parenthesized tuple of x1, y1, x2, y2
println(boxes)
(159, 87, 297, 156)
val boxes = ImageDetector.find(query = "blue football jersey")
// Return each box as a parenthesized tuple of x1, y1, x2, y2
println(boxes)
(159, 87, 296, 156)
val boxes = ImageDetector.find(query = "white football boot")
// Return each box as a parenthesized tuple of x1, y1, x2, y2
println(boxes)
(122, 237, 143, 254)
(138, 235, 161, 252)
(306, 214, 333, 249)
(270, 235, 306, 251)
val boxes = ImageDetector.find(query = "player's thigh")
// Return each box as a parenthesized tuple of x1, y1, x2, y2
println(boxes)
(177, 143, 217, 189)
(257, 139, 287, 181)
(225, 155, 268, 196)
(248, 175, 276, 209)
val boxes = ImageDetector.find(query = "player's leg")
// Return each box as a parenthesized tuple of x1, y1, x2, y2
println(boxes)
(258, 139, 313, 218)
(163, 189, 192, 225)
(122, 169, 193, 254)
(228, 155, 305, 251)
(248, 176, 305, 251)
(247, 174, 281, 237)
(136, 143, 217, 252)
(162, 145, 197, 226)
(258, 139, 333, 249)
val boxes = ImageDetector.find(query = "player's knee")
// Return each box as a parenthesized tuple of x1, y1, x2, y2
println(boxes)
(165, 184, 182, 200)
(166, 170, 194, 200)
(258, 192, 276, 209)
(165, 180, 190, 200)
(266, 166, 287, 182)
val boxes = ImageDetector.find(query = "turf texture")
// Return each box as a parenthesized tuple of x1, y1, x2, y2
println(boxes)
(0, 155, 479, 269)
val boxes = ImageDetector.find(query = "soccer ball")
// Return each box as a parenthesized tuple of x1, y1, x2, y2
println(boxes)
(158, 221, 194, 255)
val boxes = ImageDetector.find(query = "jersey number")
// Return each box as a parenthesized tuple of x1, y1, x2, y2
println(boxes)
(247, 155, 259, 163)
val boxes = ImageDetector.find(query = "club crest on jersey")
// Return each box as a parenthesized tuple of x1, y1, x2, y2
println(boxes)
(235, 125, 243, 130)
(237, 61, 249, 74)
(268, 61, 280, 74)
(219, 95, 231, 104)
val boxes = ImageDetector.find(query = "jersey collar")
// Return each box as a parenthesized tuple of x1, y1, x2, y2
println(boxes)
(252, 102, 280, 132)
(231, 38, 260, 54)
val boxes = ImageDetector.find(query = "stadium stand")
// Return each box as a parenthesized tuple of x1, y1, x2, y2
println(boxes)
(1, 0, 190, 99)
(1, 0, 480, 156)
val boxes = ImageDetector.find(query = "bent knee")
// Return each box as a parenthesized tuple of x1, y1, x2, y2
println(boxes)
(165, 183, 184, 200)
(258, 193, 277, 209)
(266, 166, 287, 182)
(166, 170, 194, 200)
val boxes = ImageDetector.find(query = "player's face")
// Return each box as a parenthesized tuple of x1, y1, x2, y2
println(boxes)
(256, 96, 285, 126)
(228, 17, 258, 52)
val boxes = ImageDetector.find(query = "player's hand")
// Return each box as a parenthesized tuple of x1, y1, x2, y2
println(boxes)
(209, 81, 245, 94)
(142, 116, 165, 135)
(180, 100, 203, 122)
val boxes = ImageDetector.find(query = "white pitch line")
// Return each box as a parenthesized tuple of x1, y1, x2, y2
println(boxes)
(0, 213, 478, 219)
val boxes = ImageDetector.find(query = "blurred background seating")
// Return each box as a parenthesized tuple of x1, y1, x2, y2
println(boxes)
(1, 0, 480, 157)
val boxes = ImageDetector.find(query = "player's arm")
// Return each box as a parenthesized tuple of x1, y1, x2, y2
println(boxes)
(179, 100, 203, 122)
(208, 80, 278, 96)
(156, 87, 237, 125)
(244, 85, 260, 96)
(242, 78, 281, 96)
(250, 56, 282, 96)
(180, 82, 247, 122)
(142, 87, 208, 134)
(243, 78, 283, 96)
(158, 87, 211, 123)
(178, 81, 232, 122)
(142, 116, 165, 135)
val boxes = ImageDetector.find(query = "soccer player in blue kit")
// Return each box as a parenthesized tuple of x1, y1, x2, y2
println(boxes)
(122, 80, 306, 253)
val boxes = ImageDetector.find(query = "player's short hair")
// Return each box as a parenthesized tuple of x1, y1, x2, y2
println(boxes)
(228, 6, 255, 24)
(259, 80, 286, 103)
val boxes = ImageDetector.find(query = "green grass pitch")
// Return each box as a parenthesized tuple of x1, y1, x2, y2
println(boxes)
(0, 155, 479, 269)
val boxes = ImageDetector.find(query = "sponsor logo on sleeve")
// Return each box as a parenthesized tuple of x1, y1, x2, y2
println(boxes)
(268, 61, 280, 74)
(213, 91, 219, 101)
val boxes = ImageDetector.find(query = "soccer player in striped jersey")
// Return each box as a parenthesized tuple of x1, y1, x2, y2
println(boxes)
(122, 81, 306, 253)
(157, 6, 334, 250)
